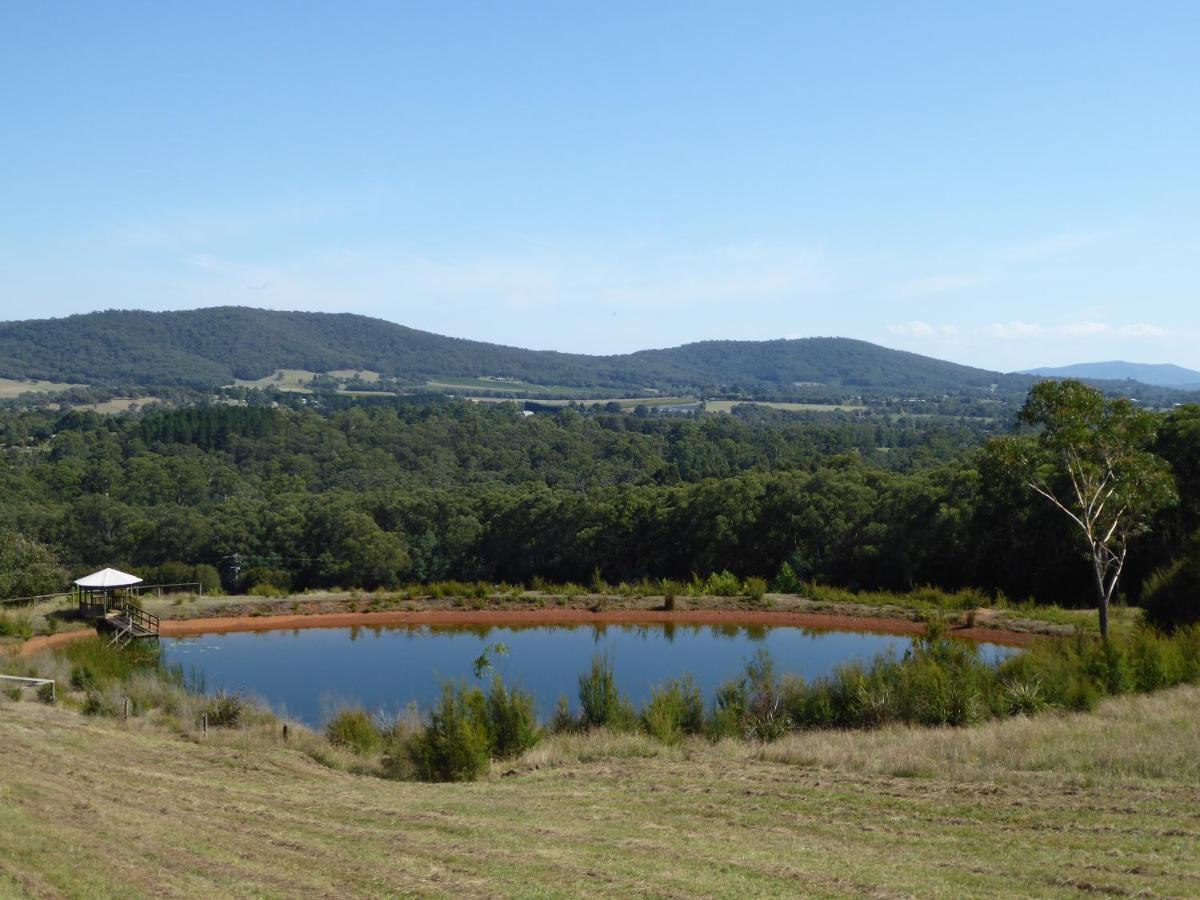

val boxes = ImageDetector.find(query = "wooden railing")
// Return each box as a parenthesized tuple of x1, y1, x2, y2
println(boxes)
(125, 603, 160, 636)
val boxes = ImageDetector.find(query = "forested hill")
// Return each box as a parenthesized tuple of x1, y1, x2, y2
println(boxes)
(0, 306, 1033, 396)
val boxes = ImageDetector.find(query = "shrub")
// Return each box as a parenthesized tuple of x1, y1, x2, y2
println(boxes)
(248, 582, 288, 599)
(241, 567, 292, 594)
(0, 611, 33, 639)
(82, 687, 122, 717)
(326, 708, 383, 755)
(202, 692, 247, 728)
(743, 577, 769, 602)
(406, 682, 491, 782)
(484, 676, 539, 758)
(702, 570, 743, 597)
(708, 649, 790, 741)
(550, 695, 578, 733)
(772, 561, 804, 593)
(687, 570, 738, 597)
(708, 678, 747, 739)
(578, 653, 634, 730)
(640, 677, 704, 745)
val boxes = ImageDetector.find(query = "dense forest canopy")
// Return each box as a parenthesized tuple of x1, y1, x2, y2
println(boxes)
(1, 391, 1197, 615)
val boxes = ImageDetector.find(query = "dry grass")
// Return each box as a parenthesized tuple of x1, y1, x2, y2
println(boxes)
(0, 378, 78, 398)
(69, 396, 162, 415)
(231, 368, 319, 392)
(1, 686, 1198, 896)
(706, 400, 866, 413)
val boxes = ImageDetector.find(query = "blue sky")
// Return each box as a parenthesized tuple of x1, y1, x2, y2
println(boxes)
(2, 2, 1198, 371)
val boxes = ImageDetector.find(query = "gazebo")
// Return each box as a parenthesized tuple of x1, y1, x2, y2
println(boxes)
(75, 567, 143, 621)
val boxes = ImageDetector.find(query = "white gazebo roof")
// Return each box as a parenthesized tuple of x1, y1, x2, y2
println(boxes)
(74, 567, 143, 589)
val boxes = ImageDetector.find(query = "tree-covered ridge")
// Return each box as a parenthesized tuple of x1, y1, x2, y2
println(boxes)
(0, 306, 1039, 397)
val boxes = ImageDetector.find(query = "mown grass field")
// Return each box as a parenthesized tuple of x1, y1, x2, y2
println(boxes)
(1, 686, 1198, 897)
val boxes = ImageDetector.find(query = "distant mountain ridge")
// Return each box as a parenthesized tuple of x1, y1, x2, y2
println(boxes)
(1022, 361, 1200, 389)
(5, 306, 1191, 404)
(0, 306, 1039, 398)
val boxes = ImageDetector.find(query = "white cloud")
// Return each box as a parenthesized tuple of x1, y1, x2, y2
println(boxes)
(887, 320, 960, 339)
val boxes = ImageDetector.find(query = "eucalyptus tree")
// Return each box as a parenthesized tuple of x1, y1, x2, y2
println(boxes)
(995, 381, 1176, 638)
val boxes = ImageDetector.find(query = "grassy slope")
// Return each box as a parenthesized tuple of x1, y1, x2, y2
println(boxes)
(2, 688, 1199, 897)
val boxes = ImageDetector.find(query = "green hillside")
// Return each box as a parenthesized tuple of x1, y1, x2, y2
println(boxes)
(0, 306, 1037, 397)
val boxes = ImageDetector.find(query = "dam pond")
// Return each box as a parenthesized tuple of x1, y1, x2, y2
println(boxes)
(163, 622, 1016, 727)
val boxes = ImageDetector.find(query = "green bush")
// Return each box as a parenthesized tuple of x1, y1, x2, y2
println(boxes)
(326, 708, 383, 755)
(248, 582, 288, 598)
(241, 567, 292, 594)
(406, 682, 491, 782)
(578, 653, 635, 730)
(640, 677, 704, 745)
(0, 611, 33, 639)
(743, 577, 769, 602)
(688, 570, 743, 597)
(772, 561, 804, 593)
(202, 692, 247, 728)
(484, 676, 539, 758)
(550, 695, 579, 733)
(708, 649, 791, 741)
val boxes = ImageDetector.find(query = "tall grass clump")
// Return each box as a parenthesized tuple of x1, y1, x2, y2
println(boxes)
(659, 579, 683, 610)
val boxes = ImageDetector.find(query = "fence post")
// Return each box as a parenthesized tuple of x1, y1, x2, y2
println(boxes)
(282, 723, 289, 741)
(123, 696, 129, 721)
(203, 713, 208, 736)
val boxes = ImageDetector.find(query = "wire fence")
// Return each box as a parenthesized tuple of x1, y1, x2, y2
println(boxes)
(1, 582, 205, 607)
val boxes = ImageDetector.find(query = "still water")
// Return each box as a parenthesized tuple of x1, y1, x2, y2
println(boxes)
(163, 623, 1015, 726)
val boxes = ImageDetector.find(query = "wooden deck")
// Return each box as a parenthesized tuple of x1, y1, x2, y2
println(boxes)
(94, 606, 160, 646)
